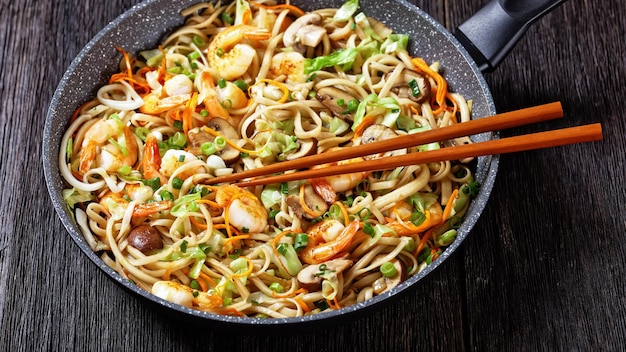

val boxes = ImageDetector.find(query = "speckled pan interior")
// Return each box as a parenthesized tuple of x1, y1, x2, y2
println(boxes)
(43, 0, 497, 332)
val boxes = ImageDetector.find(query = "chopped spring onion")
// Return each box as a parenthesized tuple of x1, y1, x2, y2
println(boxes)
(201, 142, 216, 155)
(269, 282, 284, 293)
(142, 177, 161, 191)
(172, 177, 184, 189)
(187, 51, 200, 61)
(436, 229, 457, 247)
(117, 165, 132, 176)
(159, 190, 174, 201)
(408, 78, 421, 97)
(168, 132, 187, 148)
(294, 233, 309, 251)
(214, 136, 227, 150)
(380, 262, 398, 278)
(192, 35, 205, 47)
(134, 127, 150, 141)
(233, 79, 248, 91)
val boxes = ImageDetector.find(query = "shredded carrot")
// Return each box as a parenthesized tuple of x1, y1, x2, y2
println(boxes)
(183, 92, 198, 134)
(294, 296, 311, 313)
(162, 269, 172, 280)
(353, 115, 378, 140)
(414, 190, 459, 255)
(231, 256, 254, 278)
(327, 297, 342, 310)
(299, 184, 325, 218)
(196, 276, 209, 292)
(198, 271, 217, 288)
(442, 189, 459, 221)
(189, 216, 208, 229)
(115, 46, 133, 78)
(196, 199, 220, 208)
(250, 1, 305, 17)
(411, 57, 448, 115)
(415, 226, 436, 256)
(409, 104, 420, 117)
(223, 234, 250, 253)
(332, 200, 350, 225)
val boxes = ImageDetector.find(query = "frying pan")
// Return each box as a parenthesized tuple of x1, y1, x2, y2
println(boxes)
(42, 0, 565, 332)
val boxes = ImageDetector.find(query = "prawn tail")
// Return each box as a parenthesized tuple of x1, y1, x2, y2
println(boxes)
(201, 72, 231, 120)
(303, 220, 360, 264)
(78, 141, 97, 175)
(142, 134, 167, 185)
(132, 200, 173, 218)
(310, 178, 337, 204)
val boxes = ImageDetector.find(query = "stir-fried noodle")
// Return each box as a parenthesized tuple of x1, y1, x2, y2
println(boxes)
(59, 0, 480, 317)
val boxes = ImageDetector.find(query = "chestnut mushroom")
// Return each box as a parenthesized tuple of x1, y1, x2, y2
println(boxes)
(188, 118, 241, 165)
(285, 183, 328, 219)
(443, 135, 474, 163)
(284, 139, 317, 161)
(315, 87, 360, 121)
(283, 13, 327, 53)
(386, 68, 431, 103)
(127, 225, 163, 253)
(360, 124, 408, 160)
(297, 258, 353, 291)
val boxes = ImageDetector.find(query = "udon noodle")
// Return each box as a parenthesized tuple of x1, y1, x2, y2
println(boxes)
(59, 0, 480, 318)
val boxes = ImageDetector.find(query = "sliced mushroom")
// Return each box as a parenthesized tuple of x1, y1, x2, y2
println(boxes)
(316, 87, 359, 121)
(360, 124, 408, 160)
(297, 258, 353, 291)
(443, 136, 474, 163)
(283, 13, 326, 53)
(284, 139, 317, 161)
(386, 68, 431, 103)
(127, 225, 163, 253)
(285, 184, 328, 219)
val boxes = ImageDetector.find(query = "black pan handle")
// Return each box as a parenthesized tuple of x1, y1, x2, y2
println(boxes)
(454, 0, 567, 73)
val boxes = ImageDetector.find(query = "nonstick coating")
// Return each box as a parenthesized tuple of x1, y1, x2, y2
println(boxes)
(43, 0, 497, 331)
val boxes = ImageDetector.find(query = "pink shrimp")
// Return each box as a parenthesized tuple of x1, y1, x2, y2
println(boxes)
(300, 219, 360, 265)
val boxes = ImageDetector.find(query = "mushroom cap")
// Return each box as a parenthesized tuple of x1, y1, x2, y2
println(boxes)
(283, 13, 325, 53)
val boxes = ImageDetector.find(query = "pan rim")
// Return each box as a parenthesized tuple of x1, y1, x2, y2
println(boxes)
(42, 0, 498, 329)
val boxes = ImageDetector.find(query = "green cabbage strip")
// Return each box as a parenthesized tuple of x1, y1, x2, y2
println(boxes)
(351, 94, 401, 131)
(333, 0, 359, 21)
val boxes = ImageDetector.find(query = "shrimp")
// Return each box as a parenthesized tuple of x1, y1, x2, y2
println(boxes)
(215, 185, 268, 233)
(300, 219, 360, 264)
(198, 71, 247, 122)
(139, 92, 190, 115)
(151, 281, 223, 309)
(99, 184, 172, 219)
(310, 156, 368, 204)
(79, 118, 138, 175)
(142, 134, 167, 186)
(207, 25, 271, 81)
(269, 51, 306, 83)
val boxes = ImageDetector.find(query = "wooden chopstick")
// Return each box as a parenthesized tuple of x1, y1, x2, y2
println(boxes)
(234, 123, 602, 187)
(205, 102, 564, 185)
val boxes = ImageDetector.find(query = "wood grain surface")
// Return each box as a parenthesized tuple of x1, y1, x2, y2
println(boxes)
(1, 0, 624, 351)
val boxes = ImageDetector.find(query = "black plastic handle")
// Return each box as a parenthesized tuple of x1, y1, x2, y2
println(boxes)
(455, 0, 567, 73)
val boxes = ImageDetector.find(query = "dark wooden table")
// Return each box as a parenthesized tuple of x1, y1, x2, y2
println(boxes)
(2, 0, 624, 350)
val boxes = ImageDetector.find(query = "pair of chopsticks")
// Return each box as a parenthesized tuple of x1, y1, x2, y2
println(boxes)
(204, 102, 602, 187)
